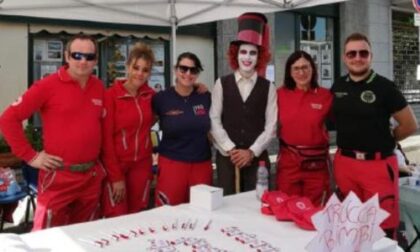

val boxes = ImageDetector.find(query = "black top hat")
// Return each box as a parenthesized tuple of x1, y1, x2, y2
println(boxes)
(230, 12, 269, 48)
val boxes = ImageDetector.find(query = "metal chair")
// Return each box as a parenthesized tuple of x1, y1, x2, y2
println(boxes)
(150, 130, 161, 175)
(0, 168, 31, 232)
(21, 163, 38, 212)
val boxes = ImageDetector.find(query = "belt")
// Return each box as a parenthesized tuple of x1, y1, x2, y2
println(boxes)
(339, 149, 394, 161)
(280, 139, 328, 151)
(64, 161, 95, 172)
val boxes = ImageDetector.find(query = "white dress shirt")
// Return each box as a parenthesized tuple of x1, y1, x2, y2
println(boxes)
(210, 71, 278, 157)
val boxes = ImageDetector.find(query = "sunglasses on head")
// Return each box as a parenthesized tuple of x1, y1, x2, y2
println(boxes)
(177, 65, 199, 75)
(70, 52, 97, 61)
(345, 50, 370, 59)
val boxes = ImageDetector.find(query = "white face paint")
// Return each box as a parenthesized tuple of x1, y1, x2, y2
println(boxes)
(237, 44, 258, 74)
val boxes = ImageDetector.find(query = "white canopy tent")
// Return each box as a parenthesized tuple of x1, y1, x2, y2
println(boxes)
(0, 0, 348, 81)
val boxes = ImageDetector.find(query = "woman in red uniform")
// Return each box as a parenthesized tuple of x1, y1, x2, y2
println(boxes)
(276, 50, 332, 206)
(102, 43, 155, 217)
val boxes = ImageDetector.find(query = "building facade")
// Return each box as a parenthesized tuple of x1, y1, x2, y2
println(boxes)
(1, 0, 419, 119)
(216, 0, 420, 119)
(0, 19, 216, 113)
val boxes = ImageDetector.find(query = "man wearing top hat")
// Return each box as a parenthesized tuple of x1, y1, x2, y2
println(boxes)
(210, 12, 277, 195)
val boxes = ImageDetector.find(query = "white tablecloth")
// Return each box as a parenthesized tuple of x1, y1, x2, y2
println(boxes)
(15, 191, 400, 252)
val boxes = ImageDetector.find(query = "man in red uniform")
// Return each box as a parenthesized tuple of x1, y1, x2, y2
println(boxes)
(331, 33, 418, 239)
(0, 34, 106, 230)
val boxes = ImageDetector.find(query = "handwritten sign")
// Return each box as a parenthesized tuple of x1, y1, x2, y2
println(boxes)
(306, 192, 389, 252)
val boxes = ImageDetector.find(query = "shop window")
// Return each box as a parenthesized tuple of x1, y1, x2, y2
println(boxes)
(30, 33, 168, 128)
(31, 34, 168, 90)
(299, 15, 335, 89)
(33, 39, 64, 80)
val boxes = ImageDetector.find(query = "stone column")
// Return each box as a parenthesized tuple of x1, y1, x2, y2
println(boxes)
(340, 0, 393, 79)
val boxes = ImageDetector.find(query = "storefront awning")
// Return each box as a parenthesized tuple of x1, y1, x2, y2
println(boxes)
(0, 0, 349, 79)
(29, 24, 169, 40)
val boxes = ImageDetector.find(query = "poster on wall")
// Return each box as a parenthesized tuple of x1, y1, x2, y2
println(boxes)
(309, 48, 320, 67)
(321, 64, 332, 79)
(149, 74, 165, 92)
(151, 43, 165, 74)
(40, 64, 58, 79)
(320, 42, 332, 64)
(114, 62, 126, 79)
(265, 65, 275, 85)
(115, 43, 127, 63)
(46, 40, 63, 61)
(301, 41, 334, 88)
(34, 40, 64, 62)
(34, 40, 45, 61)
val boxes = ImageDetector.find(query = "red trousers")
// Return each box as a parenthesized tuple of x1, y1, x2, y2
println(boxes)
(276, 148, 330, 206)
(102, 158, 153, 217)
(334, 151, 399, 230)
(33, 164, 105, 231)
(155, 155, 212, 206)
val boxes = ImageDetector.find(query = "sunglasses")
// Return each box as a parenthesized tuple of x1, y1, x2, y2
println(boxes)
(70, 52, 97, 61)
(345, 50, 370, 59)
(177, 65, 199, 75)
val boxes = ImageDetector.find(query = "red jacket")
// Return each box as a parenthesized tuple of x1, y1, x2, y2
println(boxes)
(277, 86, 332, 146)
(0, 66, 105, 164)
(102, 80, 155, 182)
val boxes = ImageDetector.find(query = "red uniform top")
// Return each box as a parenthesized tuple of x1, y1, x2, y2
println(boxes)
(277, 86, 332, 146)
(102, 80, 155, 182)
(0, 66, 105, 164)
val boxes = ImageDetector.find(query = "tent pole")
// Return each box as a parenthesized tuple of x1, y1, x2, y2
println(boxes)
(171, 20, 176, 86)
(170, 0, 177, 86)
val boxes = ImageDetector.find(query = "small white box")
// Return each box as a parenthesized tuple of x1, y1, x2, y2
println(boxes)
(190, 184, 223, 211)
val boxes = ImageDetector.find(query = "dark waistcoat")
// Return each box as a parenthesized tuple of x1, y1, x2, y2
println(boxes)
(221, 74, 269, 149)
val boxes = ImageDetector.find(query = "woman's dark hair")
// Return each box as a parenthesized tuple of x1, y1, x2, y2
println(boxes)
(175, 52, 204, 72)
(283, 50, 318, 90)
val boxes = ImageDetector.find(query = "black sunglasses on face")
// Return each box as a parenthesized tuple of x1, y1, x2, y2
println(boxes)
(345, 50, 370, 59)
(177, 65, 199, 75)
(70, 52, 97, 61)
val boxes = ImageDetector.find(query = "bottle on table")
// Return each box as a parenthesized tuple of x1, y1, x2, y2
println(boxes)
(256, 160, 269, 200)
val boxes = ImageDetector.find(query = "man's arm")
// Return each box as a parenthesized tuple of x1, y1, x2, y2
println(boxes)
(392, 105, 418, 141)
(248, 83, 278, 157)
(0, 82, 47, 162)
(101, 90, 124, 183)
(209, 79, 236, 153)
(0, 81, 63, 170)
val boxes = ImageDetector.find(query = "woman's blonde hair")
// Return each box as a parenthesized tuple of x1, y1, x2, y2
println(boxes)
(126, 42, 155, 66)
